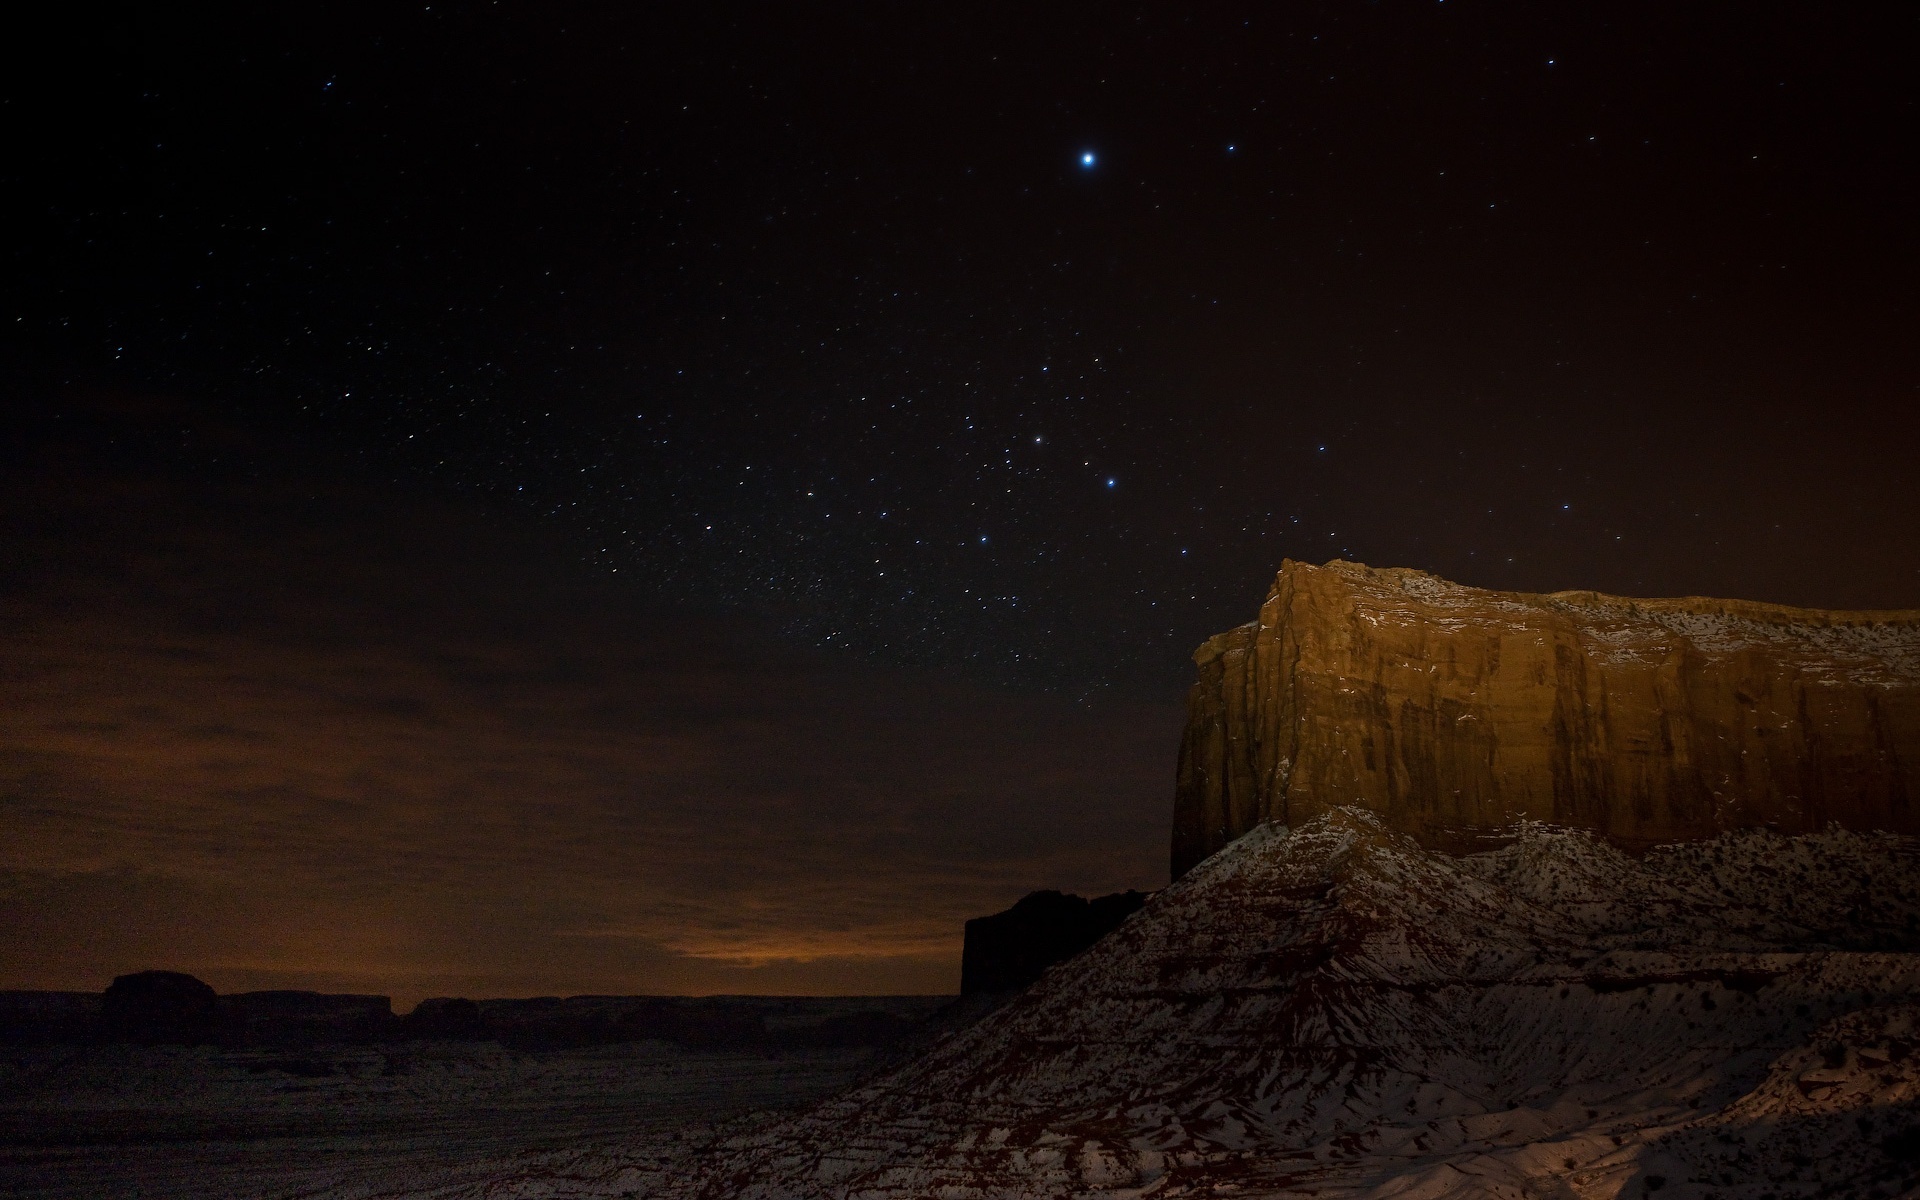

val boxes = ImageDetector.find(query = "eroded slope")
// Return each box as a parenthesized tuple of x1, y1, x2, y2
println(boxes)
(637, 809, 1920, 1199)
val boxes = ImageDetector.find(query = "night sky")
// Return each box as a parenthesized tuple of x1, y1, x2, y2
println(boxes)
(3, 3, 1917, 999)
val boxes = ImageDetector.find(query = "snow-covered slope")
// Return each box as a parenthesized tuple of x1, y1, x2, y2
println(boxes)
(650, 810, 1920, 1199)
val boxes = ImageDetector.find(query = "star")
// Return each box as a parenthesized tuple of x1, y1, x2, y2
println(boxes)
(1080, 151, 1096, 168)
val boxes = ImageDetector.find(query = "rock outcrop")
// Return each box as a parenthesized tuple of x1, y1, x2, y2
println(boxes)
(646, 809, 1920, 1199)
(1173, 559, 1920, 876)
(400, 996, 490, 1041)
(98, 970, 227, 1045)
(959, 889, 1149, 994)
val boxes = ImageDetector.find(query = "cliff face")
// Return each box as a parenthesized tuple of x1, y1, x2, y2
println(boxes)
(1172, 559, 1920, 877)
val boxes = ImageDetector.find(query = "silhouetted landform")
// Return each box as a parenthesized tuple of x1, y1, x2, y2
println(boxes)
(399, 996, 485, 1041)
(228, 990, 399, 1046)
(0, 990, 99, 1044)
(959, 889, 1150, 994)
(1174, 559, 1920, 876)
(98, 970, 226, 1045)
(657, 809, 1920, 1198)
(0, 979, 951, 1053)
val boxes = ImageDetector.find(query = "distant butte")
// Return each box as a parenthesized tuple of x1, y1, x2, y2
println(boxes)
(959, 889, 1149, 995)
(1173, 559, 1920, 876)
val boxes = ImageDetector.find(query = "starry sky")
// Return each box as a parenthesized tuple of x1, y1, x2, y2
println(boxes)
(2, 2, 1917, 999)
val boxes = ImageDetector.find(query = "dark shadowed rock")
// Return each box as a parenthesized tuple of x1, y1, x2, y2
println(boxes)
(99, 970, 226, 1045)
(960, 888, 1149, 994)
(401, 996, 488, 1040)
(224, 990, 397, 1046)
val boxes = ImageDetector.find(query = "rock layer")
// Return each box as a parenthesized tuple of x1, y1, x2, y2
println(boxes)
(635, 810, 1920, 1199)
(1173, 559, 1920, 877)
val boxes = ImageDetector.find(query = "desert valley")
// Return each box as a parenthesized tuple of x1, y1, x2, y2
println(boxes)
(8, 561, 1920, 1199)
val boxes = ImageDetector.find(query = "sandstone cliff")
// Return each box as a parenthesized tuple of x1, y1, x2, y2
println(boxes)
(1173, 560, 1920, 876)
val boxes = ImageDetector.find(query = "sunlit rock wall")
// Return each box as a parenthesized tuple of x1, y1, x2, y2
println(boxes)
(1172, 559, 1920, 876)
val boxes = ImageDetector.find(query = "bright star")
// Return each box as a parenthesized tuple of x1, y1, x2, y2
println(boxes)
(1080, 151, 1096, 168)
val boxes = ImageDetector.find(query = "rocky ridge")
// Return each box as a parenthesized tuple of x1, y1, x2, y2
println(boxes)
(1174, 560, 1920, 876)
(580, 809, 1920, 1199)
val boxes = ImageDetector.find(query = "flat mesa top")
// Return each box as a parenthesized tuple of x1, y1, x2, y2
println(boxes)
(1257, 559, 1920, 686)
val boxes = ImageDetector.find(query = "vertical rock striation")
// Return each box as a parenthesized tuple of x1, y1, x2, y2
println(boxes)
(1173, 559, 1920, 876)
